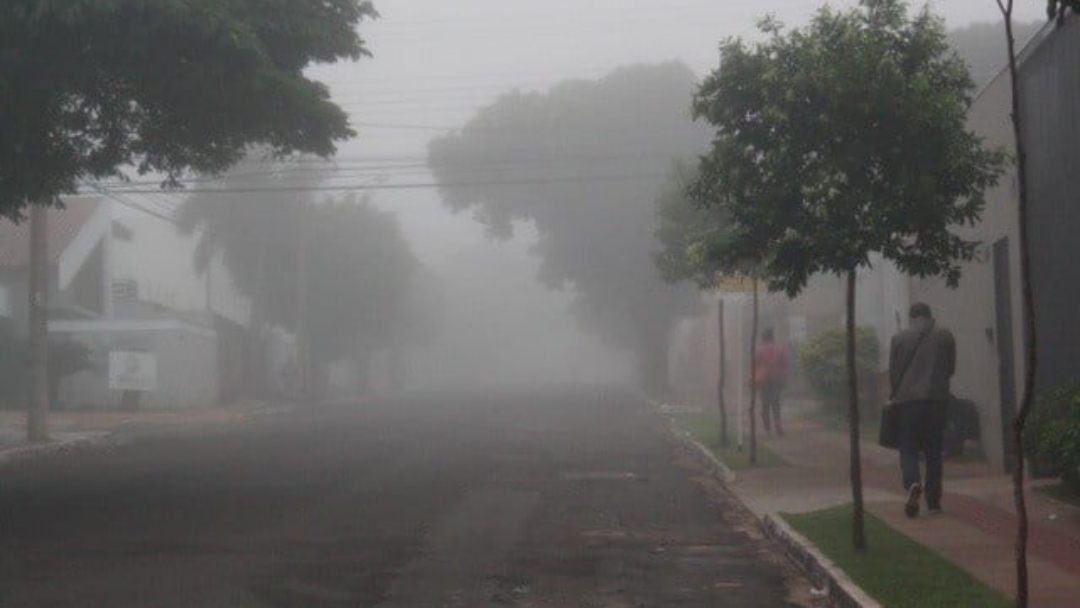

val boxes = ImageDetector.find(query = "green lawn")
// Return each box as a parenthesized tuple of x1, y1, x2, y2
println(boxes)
(784, 505, 1011, 608)
(671, 413, 787, 470)
(1038, 481, 1080, 509)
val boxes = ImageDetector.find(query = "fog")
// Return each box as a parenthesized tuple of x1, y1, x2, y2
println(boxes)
(400, 228, 635, 391)
(79, 0, 1047, 404)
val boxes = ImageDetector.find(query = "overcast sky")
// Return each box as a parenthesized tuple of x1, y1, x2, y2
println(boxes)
(305, 0, 1046, 265)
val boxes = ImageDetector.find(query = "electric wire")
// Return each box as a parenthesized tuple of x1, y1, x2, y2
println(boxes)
(99, 171, 670, 196)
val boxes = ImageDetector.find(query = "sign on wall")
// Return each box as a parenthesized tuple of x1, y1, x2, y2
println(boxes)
(108, 350, 157, 392)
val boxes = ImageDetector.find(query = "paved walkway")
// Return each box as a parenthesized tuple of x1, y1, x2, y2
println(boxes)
(725, 402, 1080, 608)
(0, 402, 270, 460)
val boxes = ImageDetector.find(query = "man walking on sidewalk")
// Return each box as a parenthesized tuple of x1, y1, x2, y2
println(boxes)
(889, 303, 956, 518)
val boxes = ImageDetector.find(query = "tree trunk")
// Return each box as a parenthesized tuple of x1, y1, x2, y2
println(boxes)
(718, 298, 729, 447)
(847, 269, 867, 551)
(749, 276, 759, 466)
(997, 3, 1035, 605)
(27, 203, 49, 442)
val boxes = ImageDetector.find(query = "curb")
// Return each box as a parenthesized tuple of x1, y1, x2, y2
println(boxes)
(642, 392, 737, 485)
(762, 514, 883, 608)
(0, 402, 276, 466)
(635, 395, 738, 485)
(670, 425, 737, 484)
(677, 428, 879, 608)
(649, 395, 878, 608)
(0, 432, 115, 467)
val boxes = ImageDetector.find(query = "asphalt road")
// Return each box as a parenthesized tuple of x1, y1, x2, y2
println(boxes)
(0, 386, 815, 607)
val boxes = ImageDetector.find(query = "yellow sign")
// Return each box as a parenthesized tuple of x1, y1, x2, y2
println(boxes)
(714, 273, 756, 294)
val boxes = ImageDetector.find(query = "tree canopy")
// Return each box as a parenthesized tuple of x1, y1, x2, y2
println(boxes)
(176, 156, 317, 329)
(0, 0, 376, 221)
(428, 62, 707, 392)
(692, 0, 1006, 297)
(304, 196, 417, 368)
(177, 158, 417, 383)
(653, 161, 735, 289)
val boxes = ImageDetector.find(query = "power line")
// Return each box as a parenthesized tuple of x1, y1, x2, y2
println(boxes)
(88, 151, 684, 189)
(353, 121, 461, 132)
(100, 172, 670, 196)
(93, 186, 182, 226)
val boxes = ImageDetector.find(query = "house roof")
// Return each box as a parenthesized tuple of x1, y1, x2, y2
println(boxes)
(0, 197, 104, 267)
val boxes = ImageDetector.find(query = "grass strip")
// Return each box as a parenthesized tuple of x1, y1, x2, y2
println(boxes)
(784, 505, 1010, 608)
(671, 413, 787, 470)
(1037, 481, 1080, 509)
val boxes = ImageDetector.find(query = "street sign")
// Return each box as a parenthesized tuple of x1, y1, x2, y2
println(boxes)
(108, 350, 157, 392)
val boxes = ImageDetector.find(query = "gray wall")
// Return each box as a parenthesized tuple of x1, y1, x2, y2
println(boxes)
(1021, 17, 1080, 395)
(53, 323, 218, 409)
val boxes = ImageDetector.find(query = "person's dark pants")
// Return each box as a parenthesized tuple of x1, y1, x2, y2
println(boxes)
(898, 399, 948, 508)
(761, 382, 783, 435)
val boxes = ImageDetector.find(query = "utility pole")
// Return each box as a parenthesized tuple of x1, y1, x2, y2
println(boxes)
(748, 275, 759, 466)
(294, 202, 309, 402)
(27, 203, 49, 441)
(204, 253, 212, 313)
(717, 298, 729, 447)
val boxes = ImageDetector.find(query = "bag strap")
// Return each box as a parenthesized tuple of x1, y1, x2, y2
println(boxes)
(889, 327, 930, 401)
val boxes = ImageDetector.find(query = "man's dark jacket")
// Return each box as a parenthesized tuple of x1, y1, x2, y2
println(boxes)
(889, 318, 956, 404)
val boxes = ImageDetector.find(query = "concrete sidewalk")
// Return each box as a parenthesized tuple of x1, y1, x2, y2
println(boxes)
(0, 401, 272, 463)
(716, 402, 1080, 607)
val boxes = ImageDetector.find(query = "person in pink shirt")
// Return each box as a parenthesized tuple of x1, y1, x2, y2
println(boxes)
(754, 329, 790, 435)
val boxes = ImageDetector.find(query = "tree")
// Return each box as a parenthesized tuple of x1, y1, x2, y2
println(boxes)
(176, 155, 322, 333)
(176, 155, 319, 397)
(428, 63, 706, 395)
(178, 164, 417, 399)
(992, 2, 1064, 605)
(302, 196, 417, 395)
(2, 0, 376, 436)
(0, 0, 377, 220)
(692, 0, 1005, 550)
(654, 163, 732, 289)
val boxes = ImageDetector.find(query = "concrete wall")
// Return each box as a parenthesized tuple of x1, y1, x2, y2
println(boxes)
(909, 66, 1026, 473)
(51, 320, 218, 409)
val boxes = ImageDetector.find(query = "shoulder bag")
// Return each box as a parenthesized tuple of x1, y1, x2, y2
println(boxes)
(878, 329, 929, 449)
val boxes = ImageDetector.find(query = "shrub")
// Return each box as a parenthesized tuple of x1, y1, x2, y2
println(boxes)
(799, 326, 880, 415)
(1026, 384, 1080, 493)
